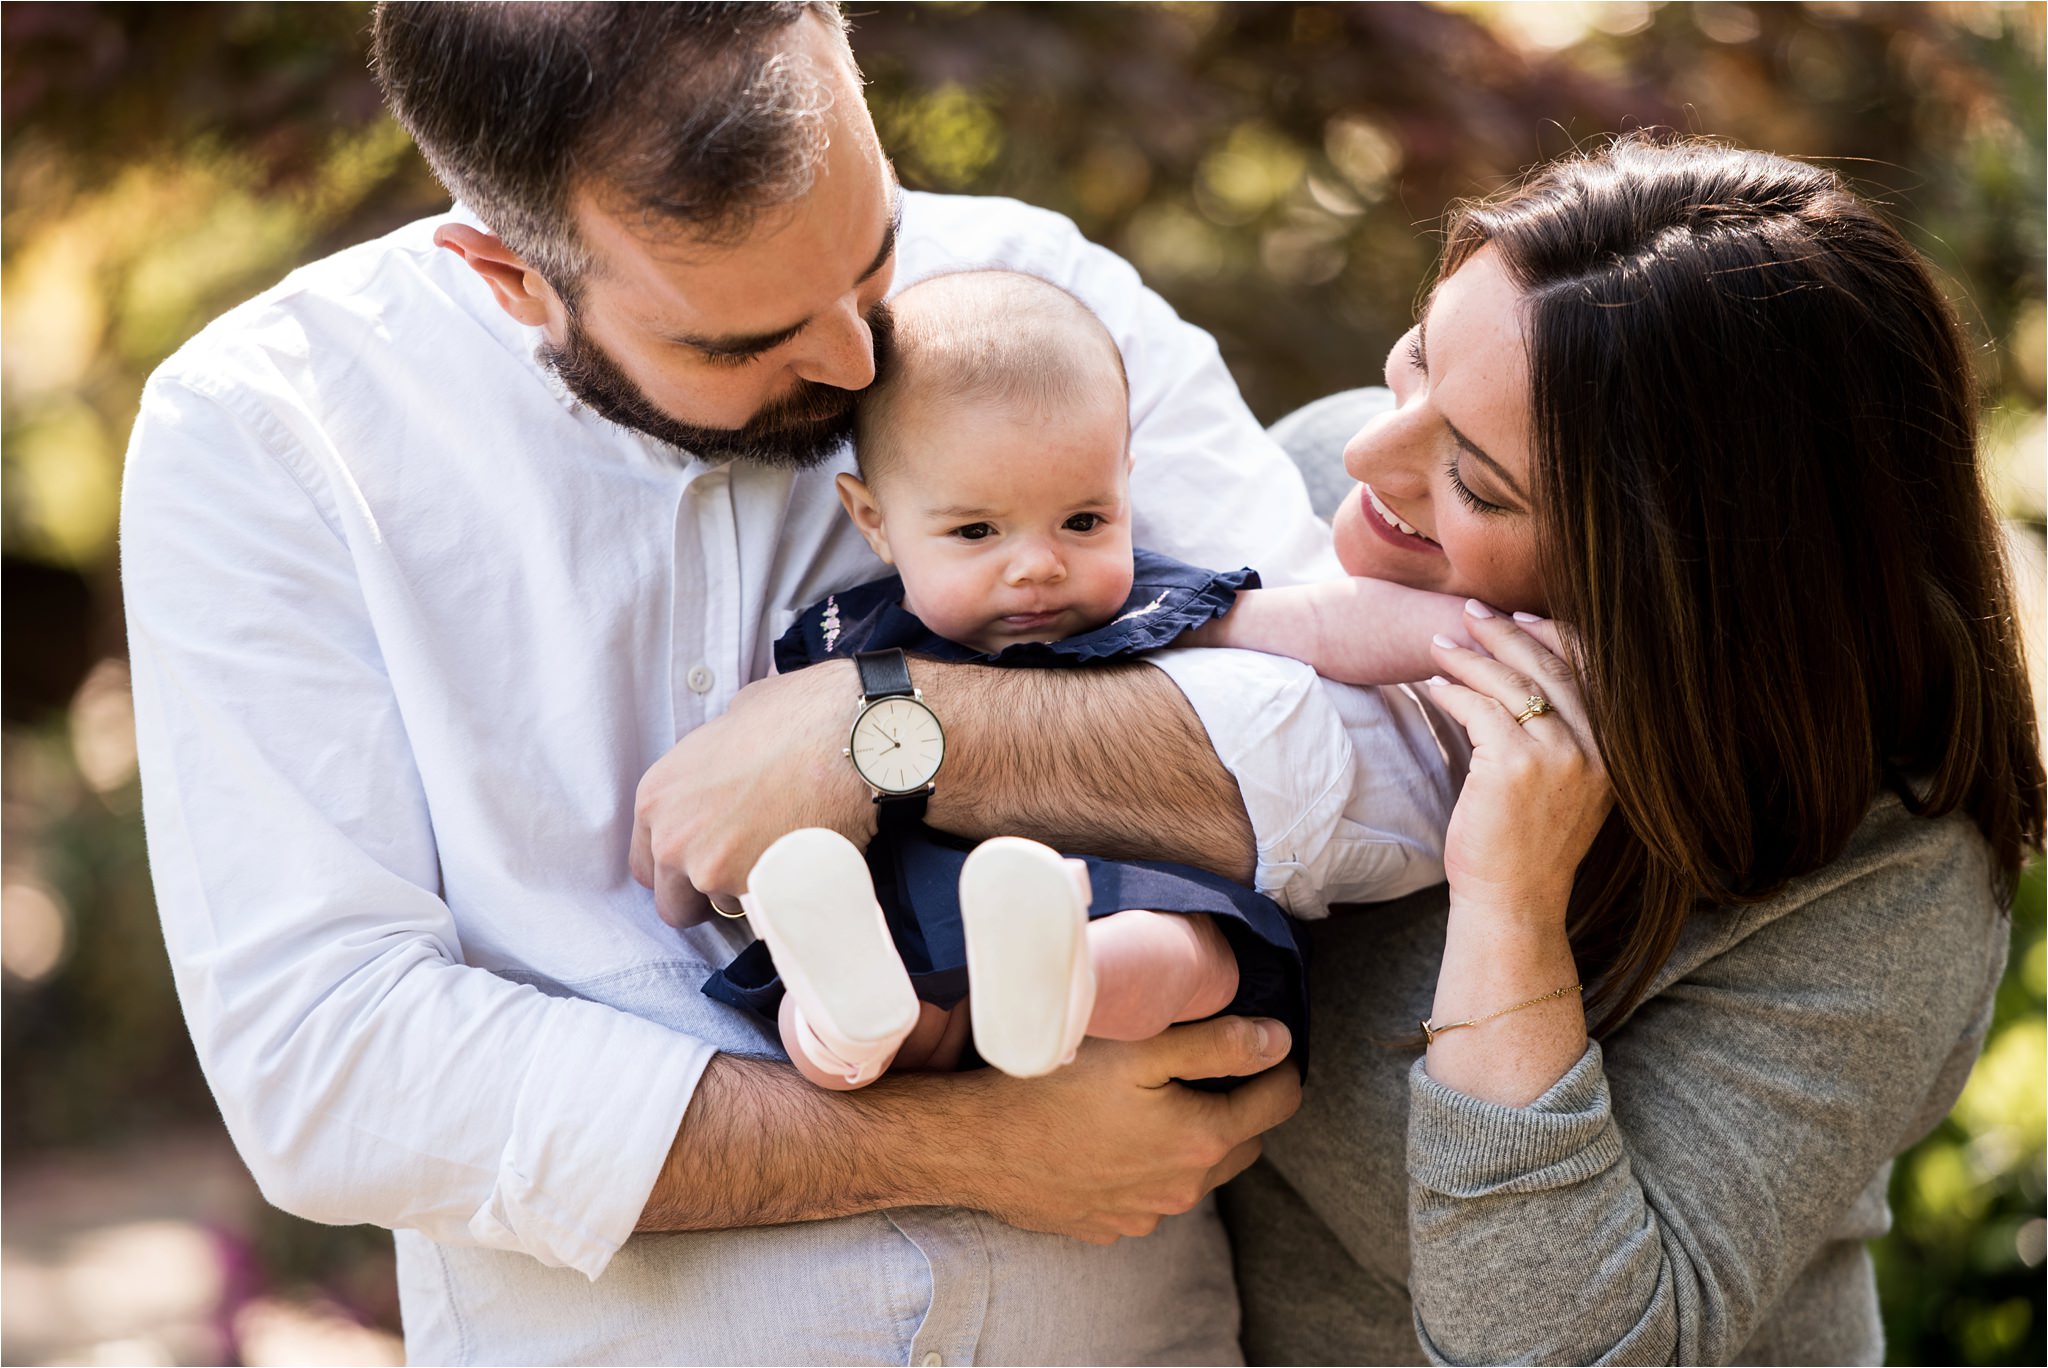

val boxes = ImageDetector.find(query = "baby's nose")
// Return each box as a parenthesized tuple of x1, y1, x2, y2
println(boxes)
(1005, 541, 1066, 584)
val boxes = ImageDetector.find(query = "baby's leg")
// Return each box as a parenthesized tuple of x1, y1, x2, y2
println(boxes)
(777, 993, 899, 1091)
(779, 995, 969, 1090)
(1085, 911, 1240, 1041)
(889, 1000, 973, 1074)
(747, 828, 920, 1090)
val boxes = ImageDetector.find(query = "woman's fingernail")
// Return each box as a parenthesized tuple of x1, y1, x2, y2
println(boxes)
(1512, 610, 1543, 623)
(1464, 599, 1494, 619)
(1426, 674, 1450, 687)
(1431, 633, 1460, 650)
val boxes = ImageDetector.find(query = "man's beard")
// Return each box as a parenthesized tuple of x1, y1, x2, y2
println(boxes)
(541, 299, 894, 469)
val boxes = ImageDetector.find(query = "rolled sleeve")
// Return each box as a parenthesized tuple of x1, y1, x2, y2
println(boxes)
(470, 1004, 715, 1274)
(1147, 649, 1452, 915)
(1312, 681, 1461, 910)
(1407, 1043, 1623, 1200)
(125, 373, 714, 1278)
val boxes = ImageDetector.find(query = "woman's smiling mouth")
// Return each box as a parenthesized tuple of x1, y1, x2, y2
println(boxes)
(1362, 484, 1443, 552)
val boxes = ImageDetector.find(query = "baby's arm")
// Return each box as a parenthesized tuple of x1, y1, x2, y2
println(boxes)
(1191, 579, 1472, 685)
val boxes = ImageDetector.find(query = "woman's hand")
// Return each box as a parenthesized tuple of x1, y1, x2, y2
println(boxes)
(1426, 600, 1613, 923)
(1418, 599, 1609, 1104)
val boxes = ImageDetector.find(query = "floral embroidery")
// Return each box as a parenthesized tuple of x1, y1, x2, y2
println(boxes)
(821, 596, 843, 653)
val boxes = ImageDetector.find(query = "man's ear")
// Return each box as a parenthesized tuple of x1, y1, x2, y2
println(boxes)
(432, 223, 557, 329)
(835, 472, 894, 565)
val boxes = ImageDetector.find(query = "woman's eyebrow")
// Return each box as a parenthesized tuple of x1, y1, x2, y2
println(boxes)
(1445, 419, 1527, 502)
(1418, 309, 1530, 504)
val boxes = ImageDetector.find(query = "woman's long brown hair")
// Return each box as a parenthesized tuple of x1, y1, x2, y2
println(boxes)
(1442, 134, 2046, 1036)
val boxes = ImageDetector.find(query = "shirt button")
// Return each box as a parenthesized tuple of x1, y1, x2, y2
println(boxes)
(919, 1355, 942, 1367)
(685, 666, 714, 694)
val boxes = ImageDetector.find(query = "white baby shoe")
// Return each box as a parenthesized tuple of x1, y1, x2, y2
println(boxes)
(742, 828, 919, 1087)
(959, 837, 1097, 1078)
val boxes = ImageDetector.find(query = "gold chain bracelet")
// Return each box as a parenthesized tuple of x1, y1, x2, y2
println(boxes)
(1421, 982, 1583, 1044)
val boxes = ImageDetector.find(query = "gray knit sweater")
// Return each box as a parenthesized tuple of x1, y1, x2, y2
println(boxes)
(1222, 794, 2007, 1366)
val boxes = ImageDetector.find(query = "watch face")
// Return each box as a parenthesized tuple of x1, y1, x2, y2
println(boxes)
(850, 696, 945, 794)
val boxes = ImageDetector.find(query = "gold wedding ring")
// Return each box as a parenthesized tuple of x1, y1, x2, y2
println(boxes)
(707, 893, 747, 919)
(1511, 695, 1554, 726)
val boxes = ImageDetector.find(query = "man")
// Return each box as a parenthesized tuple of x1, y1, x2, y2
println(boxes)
(122, 4, 1454, 1361)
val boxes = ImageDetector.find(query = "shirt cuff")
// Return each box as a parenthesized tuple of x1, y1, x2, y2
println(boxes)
(1406, 1042, 1625, 1199)
(1144, 646, 1357, 915)
(466, 997, 719, 1279)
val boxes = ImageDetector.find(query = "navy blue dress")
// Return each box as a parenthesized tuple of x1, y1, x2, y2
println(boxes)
(702, 549, 1308, 1082)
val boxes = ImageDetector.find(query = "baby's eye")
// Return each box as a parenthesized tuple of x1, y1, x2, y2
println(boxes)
(1064, 513, 1104, 533)
(951, 523, 994, 541)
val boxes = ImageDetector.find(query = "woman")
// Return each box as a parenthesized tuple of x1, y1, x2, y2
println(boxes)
(1218, 134, 2045, 1364)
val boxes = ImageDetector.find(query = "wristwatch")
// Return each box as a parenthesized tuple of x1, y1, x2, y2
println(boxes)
(846, 649, 945, 823)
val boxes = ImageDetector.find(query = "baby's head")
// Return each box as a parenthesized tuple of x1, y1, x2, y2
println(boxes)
(838, 270, 1135, 654)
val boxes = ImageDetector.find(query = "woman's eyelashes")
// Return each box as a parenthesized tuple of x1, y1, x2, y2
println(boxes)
(1404, 327, 1508, 516)
(1444, 455, 1507, 515)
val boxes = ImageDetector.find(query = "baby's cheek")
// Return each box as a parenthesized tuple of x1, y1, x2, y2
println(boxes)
(902, 573, 994, 646)
(1097, 543, 1138, 605)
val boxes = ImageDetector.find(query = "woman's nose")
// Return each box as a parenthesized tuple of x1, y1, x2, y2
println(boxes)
(1343, 403, 1430, 497)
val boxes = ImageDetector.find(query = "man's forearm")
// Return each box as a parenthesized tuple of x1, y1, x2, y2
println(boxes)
(639, 1023, 1301, 1239)
(638, 1053, 973, 1230)
(915, 659, 1257, 883)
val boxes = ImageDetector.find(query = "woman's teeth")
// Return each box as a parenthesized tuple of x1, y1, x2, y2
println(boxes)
(1366, 485, 1431, 541)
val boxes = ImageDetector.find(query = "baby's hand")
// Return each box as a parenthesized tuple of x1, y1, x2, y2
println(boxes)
(1187, 579, 1471, 686)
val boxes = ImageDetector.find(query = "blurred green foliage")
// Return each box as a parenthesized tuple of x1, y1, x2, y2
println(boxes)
(2, 4, 2042, 1364)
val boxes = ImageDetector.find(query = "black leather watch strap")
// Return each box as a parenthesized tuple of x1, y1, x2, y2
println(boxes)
(853, 649, 931, 825)
(855, 648, 914, 701)
(875, 786, 930, 827)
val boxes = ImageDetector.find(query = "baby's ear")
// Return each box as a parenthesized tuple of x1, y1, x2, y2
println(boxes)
(835, 472, 894, 565)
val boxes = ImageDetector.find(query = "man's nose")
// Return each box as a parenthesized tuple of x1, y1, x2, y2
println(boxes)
(790, 296, 876, 391)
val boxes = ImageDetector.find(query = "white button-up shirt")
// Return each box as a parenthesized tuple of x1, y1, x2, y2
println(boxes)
(122, 191, 1454, 1363)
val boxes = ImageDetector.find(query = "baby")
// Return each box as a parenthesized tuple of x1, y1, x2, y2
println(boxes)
(703, 269, 1465, 1090)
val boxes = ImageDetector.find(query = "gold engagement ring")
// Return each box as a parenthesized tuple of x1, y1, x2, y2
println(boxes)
(1511, 695, 1554, 726)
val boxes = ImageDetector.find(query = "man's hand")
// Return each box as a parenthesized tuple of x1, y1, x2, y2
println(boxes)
(638, 1016, 1301, 1238)
(916, 1017, 1302, 1244)
(631, 660, 870, 926)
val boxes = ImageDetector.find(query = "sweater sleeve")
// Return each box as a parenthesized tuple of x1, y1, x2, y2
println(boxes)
(1404, 808, 2007, 1366)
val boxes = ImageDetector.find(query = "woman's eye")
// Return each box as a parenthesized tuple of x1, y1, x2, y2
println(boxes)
(1064, 513, 1103, 533)
(951, 523, 994, 541)
(1406, 332, 1427, 374)
(1444, 456, 1506, 515)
